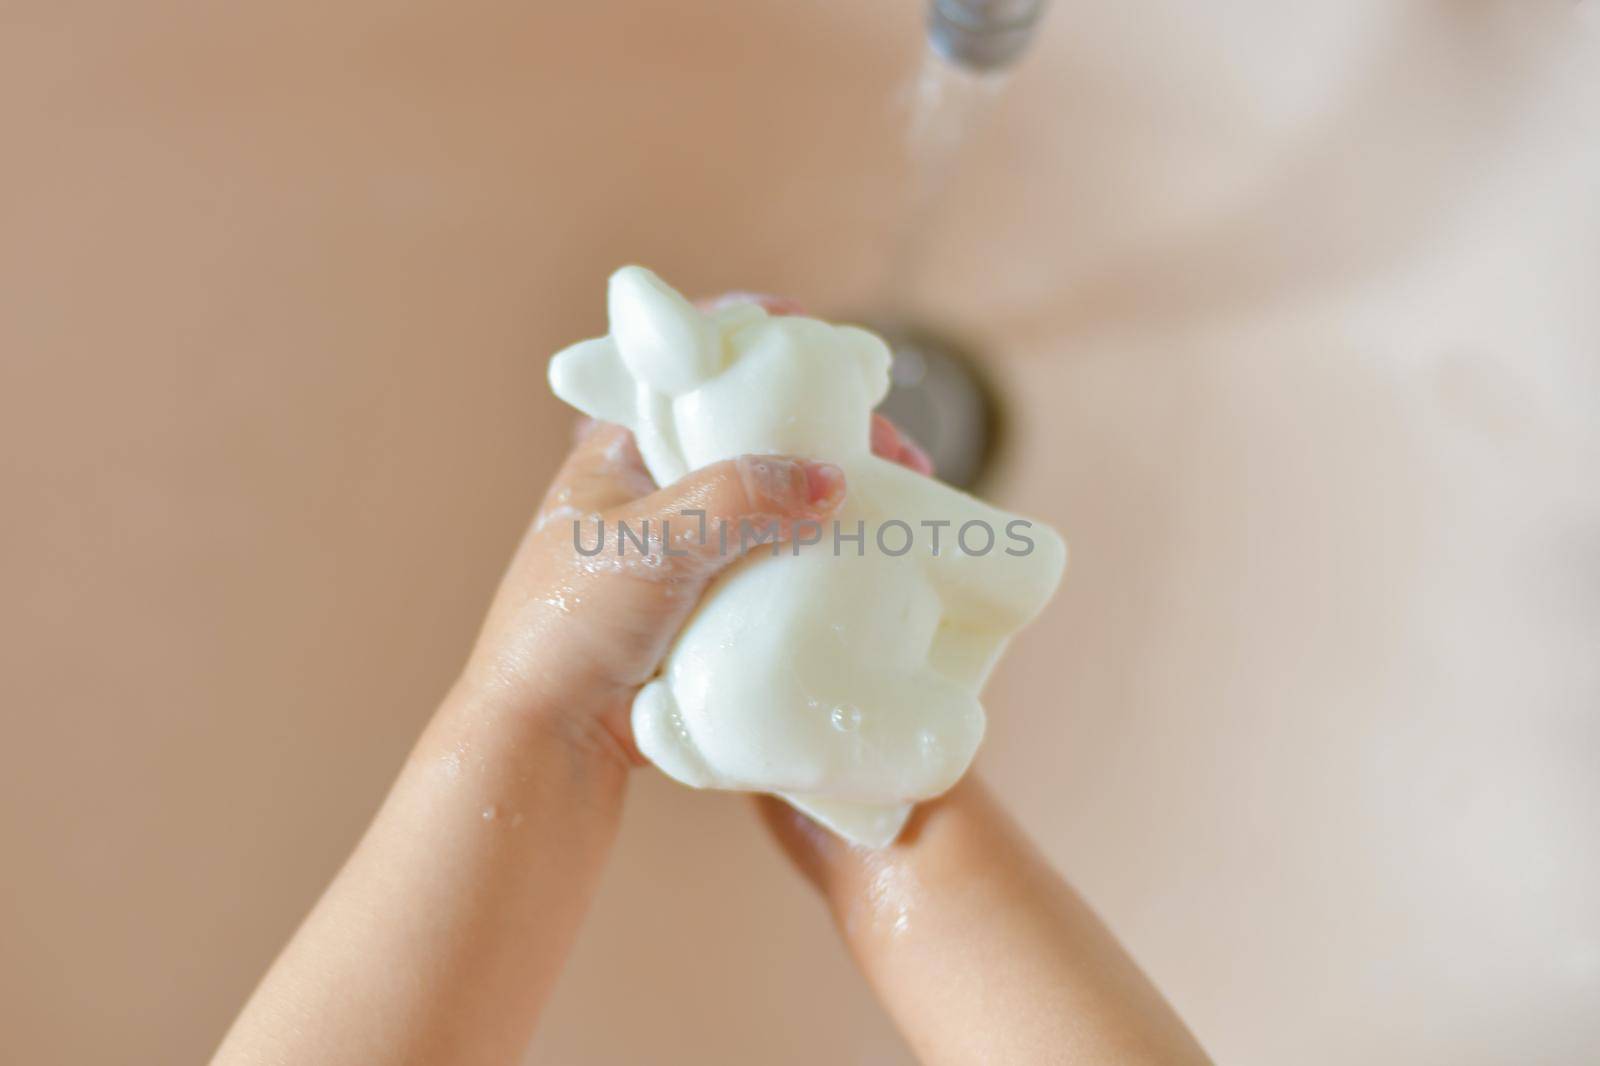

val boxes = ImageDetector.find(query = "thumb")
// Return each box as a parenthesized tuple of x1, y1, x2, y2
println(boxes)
(604, 454, 846, 580)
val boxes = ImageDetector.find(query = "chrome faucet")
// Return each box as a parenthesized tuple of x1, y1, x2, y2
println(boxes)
(927, 0, 1050, 72)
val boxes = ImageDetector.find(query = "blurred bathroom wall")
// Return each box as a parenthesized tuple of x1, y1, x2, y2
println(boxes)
(1, 1, 1597, 1064)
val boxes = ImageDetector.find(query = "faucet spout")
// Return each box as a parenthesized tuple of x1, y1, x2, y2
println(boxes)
(926, 0, 1049, 73)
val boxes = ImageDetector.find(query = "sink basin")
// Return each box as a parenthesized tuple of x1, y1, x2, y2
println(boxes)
(1, 2, 1596, 1063)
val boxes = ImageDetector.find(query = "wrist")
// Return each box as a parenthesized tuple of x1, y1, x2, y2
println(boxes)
(424, 675, 636, 802)
(449, 631, 645, 754)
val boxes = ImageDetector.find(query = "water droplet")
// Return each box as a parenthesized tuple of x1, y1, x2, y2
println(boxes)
(438, 749, 462, 780)
(830, 704, 863, 732)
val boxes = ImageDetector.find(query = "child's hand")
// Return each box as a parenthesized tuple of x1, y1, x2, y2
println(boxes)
(456, 419, 846, 766)
(453, 297, 932, 772)
(214, 294, 1206, 1066)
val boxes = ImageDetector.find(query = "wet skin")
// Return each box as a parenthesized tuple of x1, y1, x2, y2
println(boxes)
(211, 296, 1210, 1066)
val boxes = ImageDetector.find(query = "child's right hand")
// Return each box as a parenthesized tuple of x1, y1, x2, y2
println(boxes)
(452, 295, 932, 773)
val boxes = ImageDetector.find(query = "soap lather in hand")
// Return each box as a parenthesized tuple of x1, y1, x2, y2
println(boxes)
(549, 267, 1066, 846)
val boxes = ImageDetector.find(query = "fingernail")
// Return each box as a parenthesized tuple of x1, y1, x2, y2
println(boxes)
(901, 439, 935, 477)
(737, 455, 803, 510)
(802, 461, 845, 506)
(736, 455, 844, 512)
(870, 414, 899, 458)
(703, 292, 807, 316)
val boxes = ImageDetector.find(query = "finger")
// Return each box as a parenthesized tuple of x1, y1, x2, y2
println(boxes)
(871, 414, 936, 477)
(898, 436, 935, 477)
(694, 292, 807, 316)
(537, 421, 657, 524)
(870, 414, 901, 461)
(605, 454, 846, 581)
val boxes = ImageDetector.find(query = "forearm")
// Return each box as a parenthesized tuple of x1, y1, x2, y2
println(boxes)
(762, 778, 1210, 1065)
(213, 684, 627, 1066)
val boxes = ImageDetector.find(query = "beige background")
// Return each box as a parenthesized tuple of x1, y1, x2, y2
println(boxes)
(3, 1, 1598, 1063)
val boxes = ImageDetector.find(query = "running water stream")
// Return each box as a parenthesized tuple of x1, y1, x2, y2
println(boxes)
(880, 44, 1010, 314)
